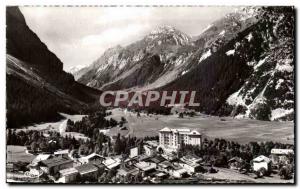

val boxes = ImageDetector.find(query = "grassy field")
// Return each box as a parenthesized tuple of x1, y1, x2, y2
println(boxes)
(106, 109, 294, 144)
(7, 145, 35, 163)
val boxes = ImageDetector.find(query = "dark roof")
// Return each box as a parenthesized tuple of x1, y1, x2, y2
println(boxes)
(75, 163, 98, 174)
(40, 157, 73, 168)
(150, 155, 166, 164)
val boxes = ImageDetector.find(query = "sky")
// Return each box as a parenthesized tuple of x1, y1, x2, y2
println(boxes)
(20, 6, 235, 71)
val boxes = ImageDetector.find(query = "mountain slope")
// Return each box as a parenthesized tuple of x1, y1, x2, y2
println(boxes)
(73, 7, 294, 121)
(160, 7, 294, 121)
(6, 7, 102, 128)
(77, 26, 196, 90)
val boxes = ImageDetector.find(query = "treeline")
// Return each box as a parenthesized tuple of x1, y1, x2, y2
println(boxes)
(6, 75, 75, 128)
(7, 129, 81, 153)
(65, 111, 120, 138)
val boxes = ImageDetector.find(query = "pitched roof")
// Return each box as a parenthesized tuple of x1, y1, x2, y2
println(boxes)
(102, 158, 121, 169)
(253, 155, 271, 163)
(32, 154, 52, 164)
(59, 167, 78, 176)
(40, 157, 73, 168)
(135, 161, 156, 171)
(54, 149, 69, 155)
(75, 163, 98, 174)
(159, 127, 171, 132)
(150, 155, 166, 164)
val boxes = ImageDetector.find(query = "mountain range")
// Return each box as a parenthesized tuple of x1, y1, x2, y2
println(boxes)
(74, 7, 295, 121)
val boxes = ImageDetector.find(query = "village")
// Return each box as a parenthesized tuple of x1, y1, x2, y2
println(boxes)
(6, 108, 295, 184)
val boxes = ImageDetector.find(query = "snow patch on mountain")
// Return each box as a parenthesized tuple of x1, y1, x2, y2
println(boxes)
(226, 49, 235, 56)
(199, 49, 212, 63)
(271, 108, 294, 121)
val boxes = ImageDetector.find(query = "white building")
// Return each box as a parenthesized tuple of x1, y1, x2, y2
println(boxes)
(158, 127, 202, 150)
(252, 155, 271, 172)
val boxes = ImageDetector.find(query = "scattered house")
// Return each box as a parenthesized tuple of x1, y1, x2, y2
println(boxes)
(252, 155, 272, 172)
(75, 163, 99, 179)
(180, 155, 202, 164)
(28, 154, 52, 176)
(31, 154, 52, 165)
(134, 161, 156, 177)
(57, 167, 78, 183)
(39, 157, 74, 175)
(130, 147, 139, 158)
(178, 160, 202, 174)
(158, 127, 202, 150)
(102, 157, 121, 170)
(143, 145, 156, 157)
(270, 148, 294, 165)
(149, 155, 166, 164)
(157, 161, 188, 178)
(116, 164, 139, 178)
(162, 152, 177, 161)
(54, 149, 69, 158)
(228, 157, 243, 170)
(79, 153, 104, 164)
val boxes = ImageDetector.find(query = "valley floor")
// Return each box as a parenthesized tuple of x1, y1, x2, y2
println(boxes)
(106, 109, 294, 144)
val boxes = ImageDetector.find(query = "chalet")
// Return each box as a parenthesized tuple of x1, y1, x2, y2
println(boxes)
(75, 163, 99, 179)
(39, 157, 74, 175)
(54, 149, 69, 158)
(178, 160, 202, 174)
(149, 155, 166, 164)
(102, 157, 121, 170)
(79, 153, 104, 164)
(28, 154, 52, 176)
(157, 161, 174, 173)
(157, 161, 188, 178)
(270, 148, 294, 165)
(134, 161, 156, 177)
(58, 167, 78, 183)
(228, 157, 243, 170)
(252, 155, 272, 172)
(180, 155, 202, 164)
(31, 154, 52, 166)
(143, 145, 156, 157)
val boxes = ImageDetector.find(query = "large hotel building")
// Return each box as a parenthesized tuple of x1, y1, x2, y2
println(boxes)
(158, 127, 202, 149)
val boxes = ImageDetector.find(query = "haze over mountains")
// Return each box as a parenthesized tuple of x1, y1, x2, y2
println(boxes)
(74, 7, 295, 121)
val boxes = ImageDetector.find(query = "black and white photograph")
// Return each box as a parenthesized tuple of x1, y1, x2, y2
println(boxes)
(5, 5, 295, 184)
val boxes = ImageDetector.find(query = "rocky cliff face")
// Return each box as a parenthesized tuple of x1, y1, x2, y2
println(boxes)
(6, 7, 101, 128)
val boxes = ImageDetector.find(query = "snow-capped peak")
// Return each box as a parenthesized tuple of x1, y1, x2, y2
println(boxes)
(146, 25, 191, 46)
(149, 25, 177, 35)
